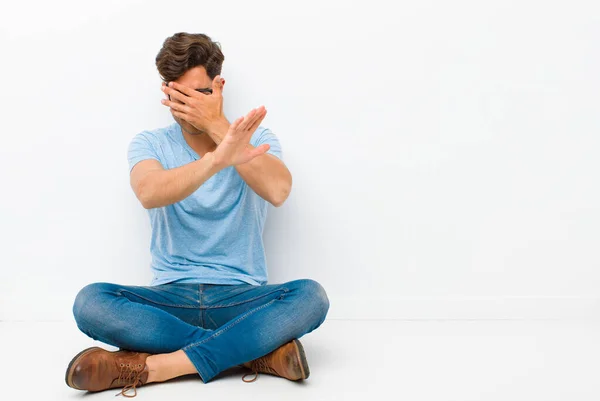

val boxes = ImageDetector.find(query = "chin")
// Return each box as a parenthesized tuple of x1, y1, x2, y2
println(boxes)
(174, 117, 203, 135)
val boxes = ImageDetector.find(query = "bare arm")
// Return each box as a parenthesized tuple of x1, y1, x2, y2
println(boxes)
(130, 153, 221, 209)
(131, 108, 271, 209)
(165, 84, 293, 207)
(209, 119, 292, 207)
(236, 152, 292, 207)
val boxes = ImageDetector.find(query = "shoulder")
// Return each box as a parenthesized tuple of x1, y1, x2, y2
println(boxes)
(250, 125, 277, 143)
(250, 125, 283, 159)
(131, 124, 175, 145)
(252, 125, 271, 135)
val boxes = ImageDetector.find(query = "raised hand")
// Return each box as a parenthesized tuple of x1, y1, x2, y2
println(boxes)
(161, 75, 225, 135)
(212, 106, 270, 167)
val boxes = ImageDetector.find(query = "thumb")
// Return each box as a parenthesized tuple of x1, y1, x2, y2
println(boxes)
(212, 75, 224, 96)
(250, 143, 270, 158)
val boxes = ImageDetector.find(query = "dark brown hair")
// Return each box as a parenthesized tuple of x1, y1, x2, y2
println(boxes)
(155, 33, 225, 82)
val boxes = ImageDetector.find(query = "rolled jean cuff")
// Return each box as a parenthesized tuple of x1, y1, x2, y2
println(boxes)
(182, 347, 215, 383)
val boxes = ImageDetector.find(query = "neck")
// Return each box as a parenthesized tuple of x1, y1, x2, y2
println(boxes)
(181, 127, 217, 157)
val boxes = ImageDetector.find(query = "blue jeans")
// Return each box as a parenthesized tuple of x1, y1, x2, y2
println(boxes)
(72, 279, 330, 383)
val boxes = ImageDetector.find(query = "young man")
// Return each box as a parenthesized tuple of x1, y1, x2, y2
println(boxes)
(65, 32, 330, 397)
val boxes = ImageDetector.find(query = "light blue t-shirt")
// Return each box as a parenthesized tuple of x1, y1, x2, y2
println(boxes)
(127, 122, 282, 287)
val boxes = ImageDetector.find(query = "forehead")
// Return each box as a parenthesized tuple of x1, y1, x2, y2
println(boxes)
(175, 66, 212, 87)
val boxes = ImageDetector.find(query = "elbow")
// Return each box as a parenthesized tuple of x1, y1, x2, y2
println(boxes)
(271, 198, 285, 208)
(137, 180, 157, 209)
(271, 178, 292, 208)
(140, 197, 155, 210)
(139, 192, 155, 210)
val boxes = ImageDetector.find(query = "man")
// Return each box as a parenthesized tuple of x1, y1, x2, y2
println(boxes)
(65, 32, 330, 397)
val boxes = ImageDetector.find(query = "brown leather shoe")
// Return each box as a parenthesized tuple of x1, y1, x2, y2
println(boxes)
(65, 346, 151, 397)
(241, 339, 310, 382)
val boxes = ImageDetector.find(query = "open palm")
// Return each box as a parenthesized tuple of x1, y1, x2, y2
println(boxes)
(213, 106, 270, 167)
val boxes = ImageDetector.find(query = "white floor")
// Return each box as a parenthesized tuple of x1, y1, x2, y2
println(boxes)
(1, 319, 599, 400)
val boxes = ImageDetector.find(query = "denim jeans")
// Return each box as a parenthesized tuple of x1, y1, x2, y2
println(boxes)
(72, 278, 330, 383)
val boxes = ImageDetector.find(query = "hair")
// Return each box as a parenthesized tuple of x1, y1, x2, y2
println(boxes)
(155, 33, 225, 82)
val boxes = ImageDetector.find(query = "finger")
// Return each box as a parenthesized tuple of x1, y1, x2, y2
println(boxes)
(163, 85, 192, 104)
(171, 110, 189, 121)
(161, 99, 191, 113)
(240, 113, 259, 133)
(241, 108, 266, 142)
(161, 82, 169, 100)
(212, 75, 224, 97)
(245, 107, 267, 133)
(241, 109, 266, 144)
(249, 144, 270, 159)
(229, 116, 245, 133)
(228, 116, 249, 140)
(168, 81, 196, 97)
(239, 109, 258, 131)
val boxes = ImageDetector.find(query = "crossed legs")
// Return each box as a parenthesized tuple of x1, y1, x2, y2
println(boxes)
(72, 279, 330, 383)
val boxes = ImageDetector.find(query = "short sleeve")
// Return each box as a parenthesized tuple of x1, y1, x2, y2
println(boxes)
(127, 133, 161, 173)
(250, 127, 283, 160)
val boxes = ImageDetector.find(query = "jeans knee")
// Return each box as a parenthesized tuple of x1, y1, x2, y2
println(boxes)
(295, 279, 330, 325)
(72, 282, 109, 329)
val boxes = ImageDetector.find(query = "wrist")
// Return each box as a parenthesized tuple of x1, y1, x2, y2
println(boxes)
(205, 150, 229, 171)
(208, 116, 230, 144)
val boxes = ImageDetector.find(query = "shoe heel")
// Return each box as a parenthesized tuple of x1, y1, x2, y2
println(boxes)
(293, 339, 310, 379)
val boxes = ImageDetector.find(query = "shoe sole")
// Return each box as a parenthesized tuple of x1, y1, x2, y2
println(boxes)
(293, 339, 310, 380)
(65, 346, 103, 389)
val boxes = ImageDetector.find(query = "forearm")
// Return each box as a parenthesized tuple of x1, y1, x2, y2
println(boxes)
(236, 152, 292, 207)
(208, 118, 292, 206)
(138, 152, 223, 209)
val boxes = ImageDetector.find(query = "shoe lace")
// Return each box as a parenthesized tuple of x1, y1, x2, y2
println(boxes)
(114, 363, 146, 398)
(242, 357, 277, 383)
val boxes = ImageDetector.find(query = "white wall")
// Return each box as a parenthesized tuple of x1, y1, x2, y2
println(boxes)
(1, 0, 599, 321)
